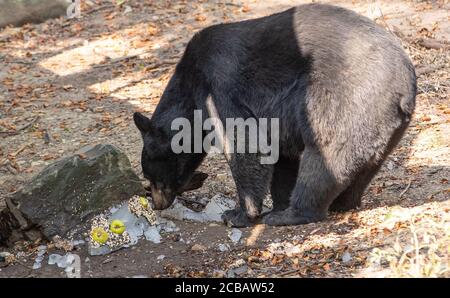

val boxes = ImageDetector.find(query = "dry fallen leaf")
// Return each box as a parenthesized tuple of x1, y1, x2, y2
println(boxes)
(195, 15, 206, 22)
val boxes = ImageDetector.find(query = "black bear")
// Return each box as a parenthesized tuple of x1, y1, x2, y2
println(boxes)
(133, 3, 416, 227)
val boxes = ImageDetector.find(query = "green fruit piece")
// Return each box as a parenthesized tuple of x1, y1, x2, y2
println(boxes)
(92, 228, 109, 244)
(110, 219, 126, 235)
(139, 196, 149, 209)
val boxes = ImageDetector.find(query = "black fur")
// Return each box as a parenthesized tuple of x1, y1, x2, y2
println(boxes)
(134, 3, 416, 226)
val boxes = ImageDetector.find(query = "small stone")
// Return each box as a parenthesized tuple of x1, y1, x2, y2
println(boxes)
(342, 251, 352, 263)
(386, 161, 394, 170)
(233, 265, 248, 276)
(216, 173, 227, 181)
(218, 243, 230, 252)
(38, 245, 47, 251)
(157, 255, 165, 261)
(191, 244, 207, 252)
(228, 228, 242, 244)
(158, 218, 179, 233)
(231, 258, 246, 268)
(213, 270, 226, 278)
(123, 5, 132, 14)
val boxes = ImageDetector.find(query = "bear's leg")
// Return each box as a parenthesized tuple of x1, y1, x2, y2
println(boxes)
(263, 147, 348, 226)
(329, 121, 409, 212)
(329, 163, 382, 212)
(270, 156, 300, 211)
(222, 153, 273, 227)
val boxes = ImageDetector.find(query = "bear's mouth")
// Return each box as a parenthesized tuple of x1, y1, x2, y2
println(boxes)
(150, 185, 176, 210)
(144, 171, 208, 210)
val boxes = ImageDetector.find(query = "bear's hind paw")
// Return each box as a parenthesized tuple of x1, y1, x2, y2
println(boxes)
(222, 209, 257, 228)
(262, 208, 324, 226)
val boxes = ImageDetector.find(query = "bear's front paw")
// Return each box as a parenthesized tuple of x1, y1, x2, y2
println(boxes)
(222, 208, 256, 228)
(262, 208, 324, 226)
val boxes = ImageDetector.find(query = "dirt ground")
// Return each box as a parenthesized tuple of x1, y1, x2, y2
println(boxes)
(0, 0, 449, 278)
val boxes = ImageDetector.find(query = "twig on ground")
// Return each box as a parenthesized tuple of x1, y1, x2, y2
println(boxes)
(0, 144, 31, 168)
(279, 268, 301, 277)
(0, 116, 40, 137)
(5, 162, 18, 175)
(417, 38, 450, 50)
(399, 180, 412, 198)
(416, 65, 444, 76)
(93, 54, 141, 68)
(85, 3, 116, 15)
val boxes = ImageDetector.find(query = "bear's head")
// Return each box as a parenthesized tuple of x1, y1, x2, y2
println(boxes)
(133, 112, 207, 210)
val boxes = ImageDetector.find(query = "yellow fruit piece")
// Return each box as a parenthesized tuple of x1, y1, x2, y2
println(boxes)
(92, 228, 109, 244)
(139, 196, 149, 209)
(110, 219, 126, 235)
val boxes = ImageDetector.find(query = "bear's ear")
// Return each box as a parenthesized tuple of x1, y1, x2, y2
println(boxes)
(133, 112, 152, 133)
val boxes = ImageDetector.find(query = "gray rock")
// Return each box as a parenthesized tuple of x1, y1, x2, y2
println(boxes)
(0, 0, 70, 28)
(13, 144, 145, 238)
(233, 265, 248, 276)
(228, 228, 242, 244)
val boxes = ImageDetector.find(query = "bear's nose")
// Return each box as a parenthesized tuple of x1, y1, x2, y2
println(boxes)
(150, 184, 175, 210)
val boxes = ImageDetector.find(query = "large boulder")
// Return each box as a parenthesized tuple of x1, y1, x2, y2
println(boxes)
(11, 144, 145, 239)
(0, 0, 70, 28)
